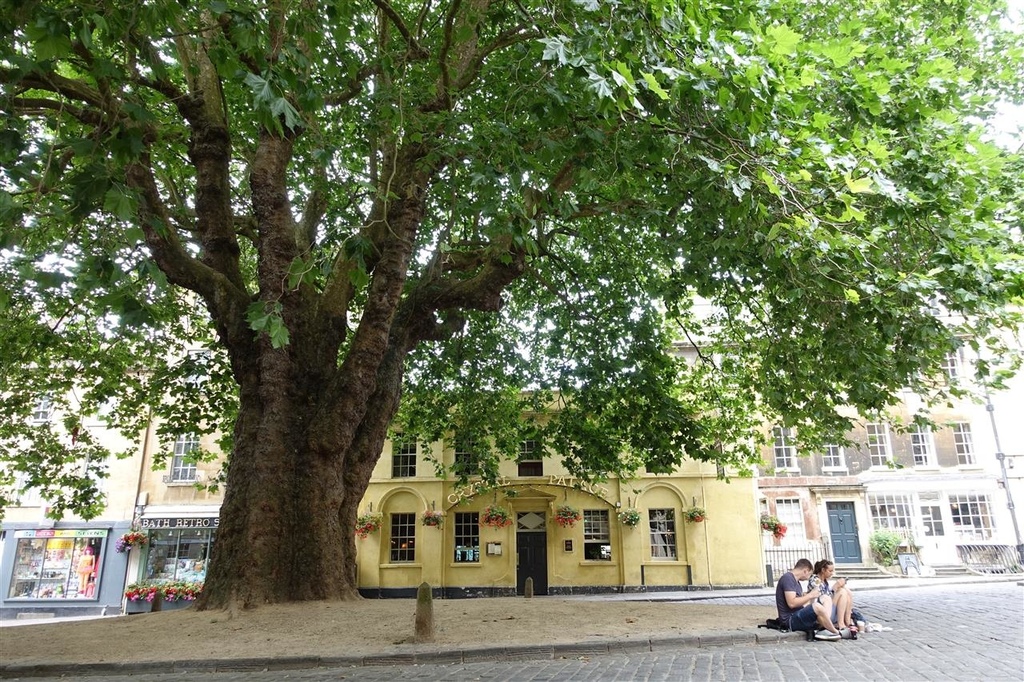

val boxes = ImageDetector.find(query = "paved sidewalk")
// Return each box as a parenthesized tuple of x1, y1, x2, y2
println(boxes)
(0, 574, 1020, 680)
(563, 572, 1023, 602)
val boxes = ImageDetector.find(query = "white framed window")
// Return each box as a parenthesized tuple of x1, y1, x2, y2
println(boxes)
(648, 509, 677, 560)
(583, 510, 611, 561)
(774, 498, 805, 544)
(920, 505, 945, 537)
(949, 493, 993, 540)
(31, 396, 53, 424)
(517, 439, 543, 477)
(170, 434, 199, 482)
(941, 348, 963, 382)
(952, 423, 975, 465)
(869, 494, 913, 530)
(866, 423, 892, 467)
(389, 513, 416, 562)
(909, 425, 936, 467)
(822, 445, 846, 470)
(772, 427, 797, 470)
(453, 512, 480, 562)
(7, 471, 43, 507)
(391, 437, 417, 478)
(184, 348, 213, 386)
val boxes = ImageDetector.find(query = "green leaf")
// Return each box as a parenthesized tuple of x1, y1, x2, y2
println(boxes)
(766, 24, 802, 56)
(102, 187, 135, 220)
(843, 175, 874, 194)
(641, 72, 670, 100)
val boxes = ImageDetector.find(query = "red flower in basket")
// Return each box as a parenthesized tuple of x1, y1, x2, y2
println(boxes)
(481, 505, 514, 528)
(554, 505, 582, 528)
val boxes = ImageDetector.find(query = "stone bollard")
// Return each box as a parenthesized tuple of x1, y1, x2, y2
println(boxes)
(414, 581, 434, 643)
(524, 576, 534, 598)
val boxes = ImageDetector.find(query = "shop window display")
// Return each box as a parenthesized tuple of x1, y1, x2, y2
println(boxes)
(8, 530, 107, 599)
(144, 528, 215, 583)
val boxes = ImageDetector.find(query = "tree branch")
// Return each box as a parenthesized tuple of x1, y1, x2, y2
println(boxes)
(371, 0, 429, 58)
(2, 69, 107, 111)
(9, 96, 105, 127)
(323, 65, 382, 105)
(126, 154, 249, 336)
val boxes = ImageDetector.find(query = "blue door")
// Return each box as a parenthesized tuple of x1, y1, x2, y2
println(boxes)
(827, 502, 862, 563)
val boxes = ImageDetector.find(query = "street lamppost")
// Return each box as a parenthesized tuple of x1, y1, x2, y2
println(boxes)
(985, 395, 1024, 565)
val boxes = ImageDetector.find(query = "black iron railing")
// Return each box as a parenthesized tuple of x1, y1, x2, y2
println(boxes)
(764, 538, 833, 581)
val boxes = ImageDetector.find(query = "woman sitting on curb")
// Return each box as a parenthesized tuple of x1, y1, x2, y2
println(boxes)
(809, 559, 857, 638)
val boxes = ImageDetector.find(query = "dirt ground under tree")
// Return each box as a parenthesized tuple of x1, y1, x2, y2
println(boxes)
(1, 597, 769, 666)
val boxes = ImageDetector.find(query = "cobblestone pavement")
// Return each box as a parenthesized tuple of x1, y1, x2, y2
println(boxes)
(6, 582, 1022, 681)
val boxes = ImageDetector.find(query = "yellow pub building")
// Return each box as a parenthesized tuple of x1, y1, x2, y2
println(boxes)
(355, 438, 764, 597)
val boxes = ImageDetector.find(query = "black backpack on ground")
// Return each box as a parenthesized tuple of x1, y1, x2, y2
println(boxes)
(758, 618, 788, 631)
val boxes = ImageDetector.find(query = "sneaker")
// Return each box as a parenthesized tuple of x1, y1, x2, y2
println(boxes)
(856, 620, 867, 629)
(839, 627, 856, 640)
(815, 630, 842, 641)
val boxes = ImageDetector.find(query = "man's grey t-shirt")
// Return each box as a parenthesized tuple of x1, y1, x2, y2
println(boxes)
(775, 571, 803, 627)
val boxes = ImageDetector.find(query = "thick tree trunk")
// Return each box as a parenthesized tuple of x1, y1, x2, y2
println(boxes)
(198, 362, 397, 609)
(197, 138, 428, 610)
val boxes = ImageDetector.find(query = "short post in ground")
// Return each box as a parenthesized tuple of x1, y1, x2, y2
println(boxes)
(414, 581, 434, 642)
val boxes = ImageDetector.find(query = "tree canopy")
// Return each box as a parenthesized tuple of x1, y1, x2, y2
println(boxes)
(1, 0, 1023, 606)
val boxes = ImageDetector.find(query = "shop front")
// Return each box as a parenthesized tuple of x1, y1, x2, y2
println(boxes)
(122, 507, 218, 613)
(0, 524, 131, 620)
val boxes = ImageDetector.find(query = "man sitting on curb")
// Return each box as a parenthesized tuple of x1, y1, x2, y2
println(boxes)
(775, 558, 844, 641)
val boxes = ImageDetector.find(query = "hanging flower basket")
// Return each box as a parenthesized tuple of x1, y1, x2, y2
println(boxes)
(684, 506, 707, 523)
(422, 510, 445, 528)
(481, 504, 514, 528)
(617, 508, 642, 527)
(760, 513, 787, 540)
(115, 531, 148, 553)
(355, 511, 383, 539)
(554, 504, 582, 528)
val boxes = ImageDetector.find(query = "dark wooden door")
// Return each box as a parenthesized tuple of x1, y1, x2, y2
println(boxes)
(516, 531, 548, 595)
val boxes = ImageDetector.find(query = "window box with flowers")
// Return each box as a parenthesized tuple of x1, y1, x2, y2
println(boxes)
(554, 505, 582, 528)
(160, 580, 204, 605)
(124, 582, 160, 606)
(481, 504, 514, 528)
(115, 530, 148, 553)
(760, 513, 787, 540)
(617, 508, 642, 528)
(422, 510, 445, 528)
(684, 506, 707, 523)
(355, 511, 384, 539)
(124, 581, 203, 614)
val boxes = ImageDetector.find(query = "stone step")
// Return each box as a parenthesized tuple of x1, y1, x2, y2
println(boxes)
(931, 563, 973, 576)
(832, 565, 892, 579)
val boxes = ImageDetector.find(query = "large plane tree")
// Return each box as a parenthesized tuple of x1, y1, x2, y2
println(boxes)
(1, 0, 1022, 609)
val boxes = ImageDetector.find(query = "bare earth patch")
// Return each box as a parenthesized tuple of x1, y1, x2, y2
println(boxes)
(2, 598, 768, 665)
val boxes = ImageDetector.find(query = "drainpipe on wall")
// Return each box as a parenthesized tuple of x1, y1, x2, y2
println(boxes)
(700, 474, 711, 588)
(986, 394, 1024, 565)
